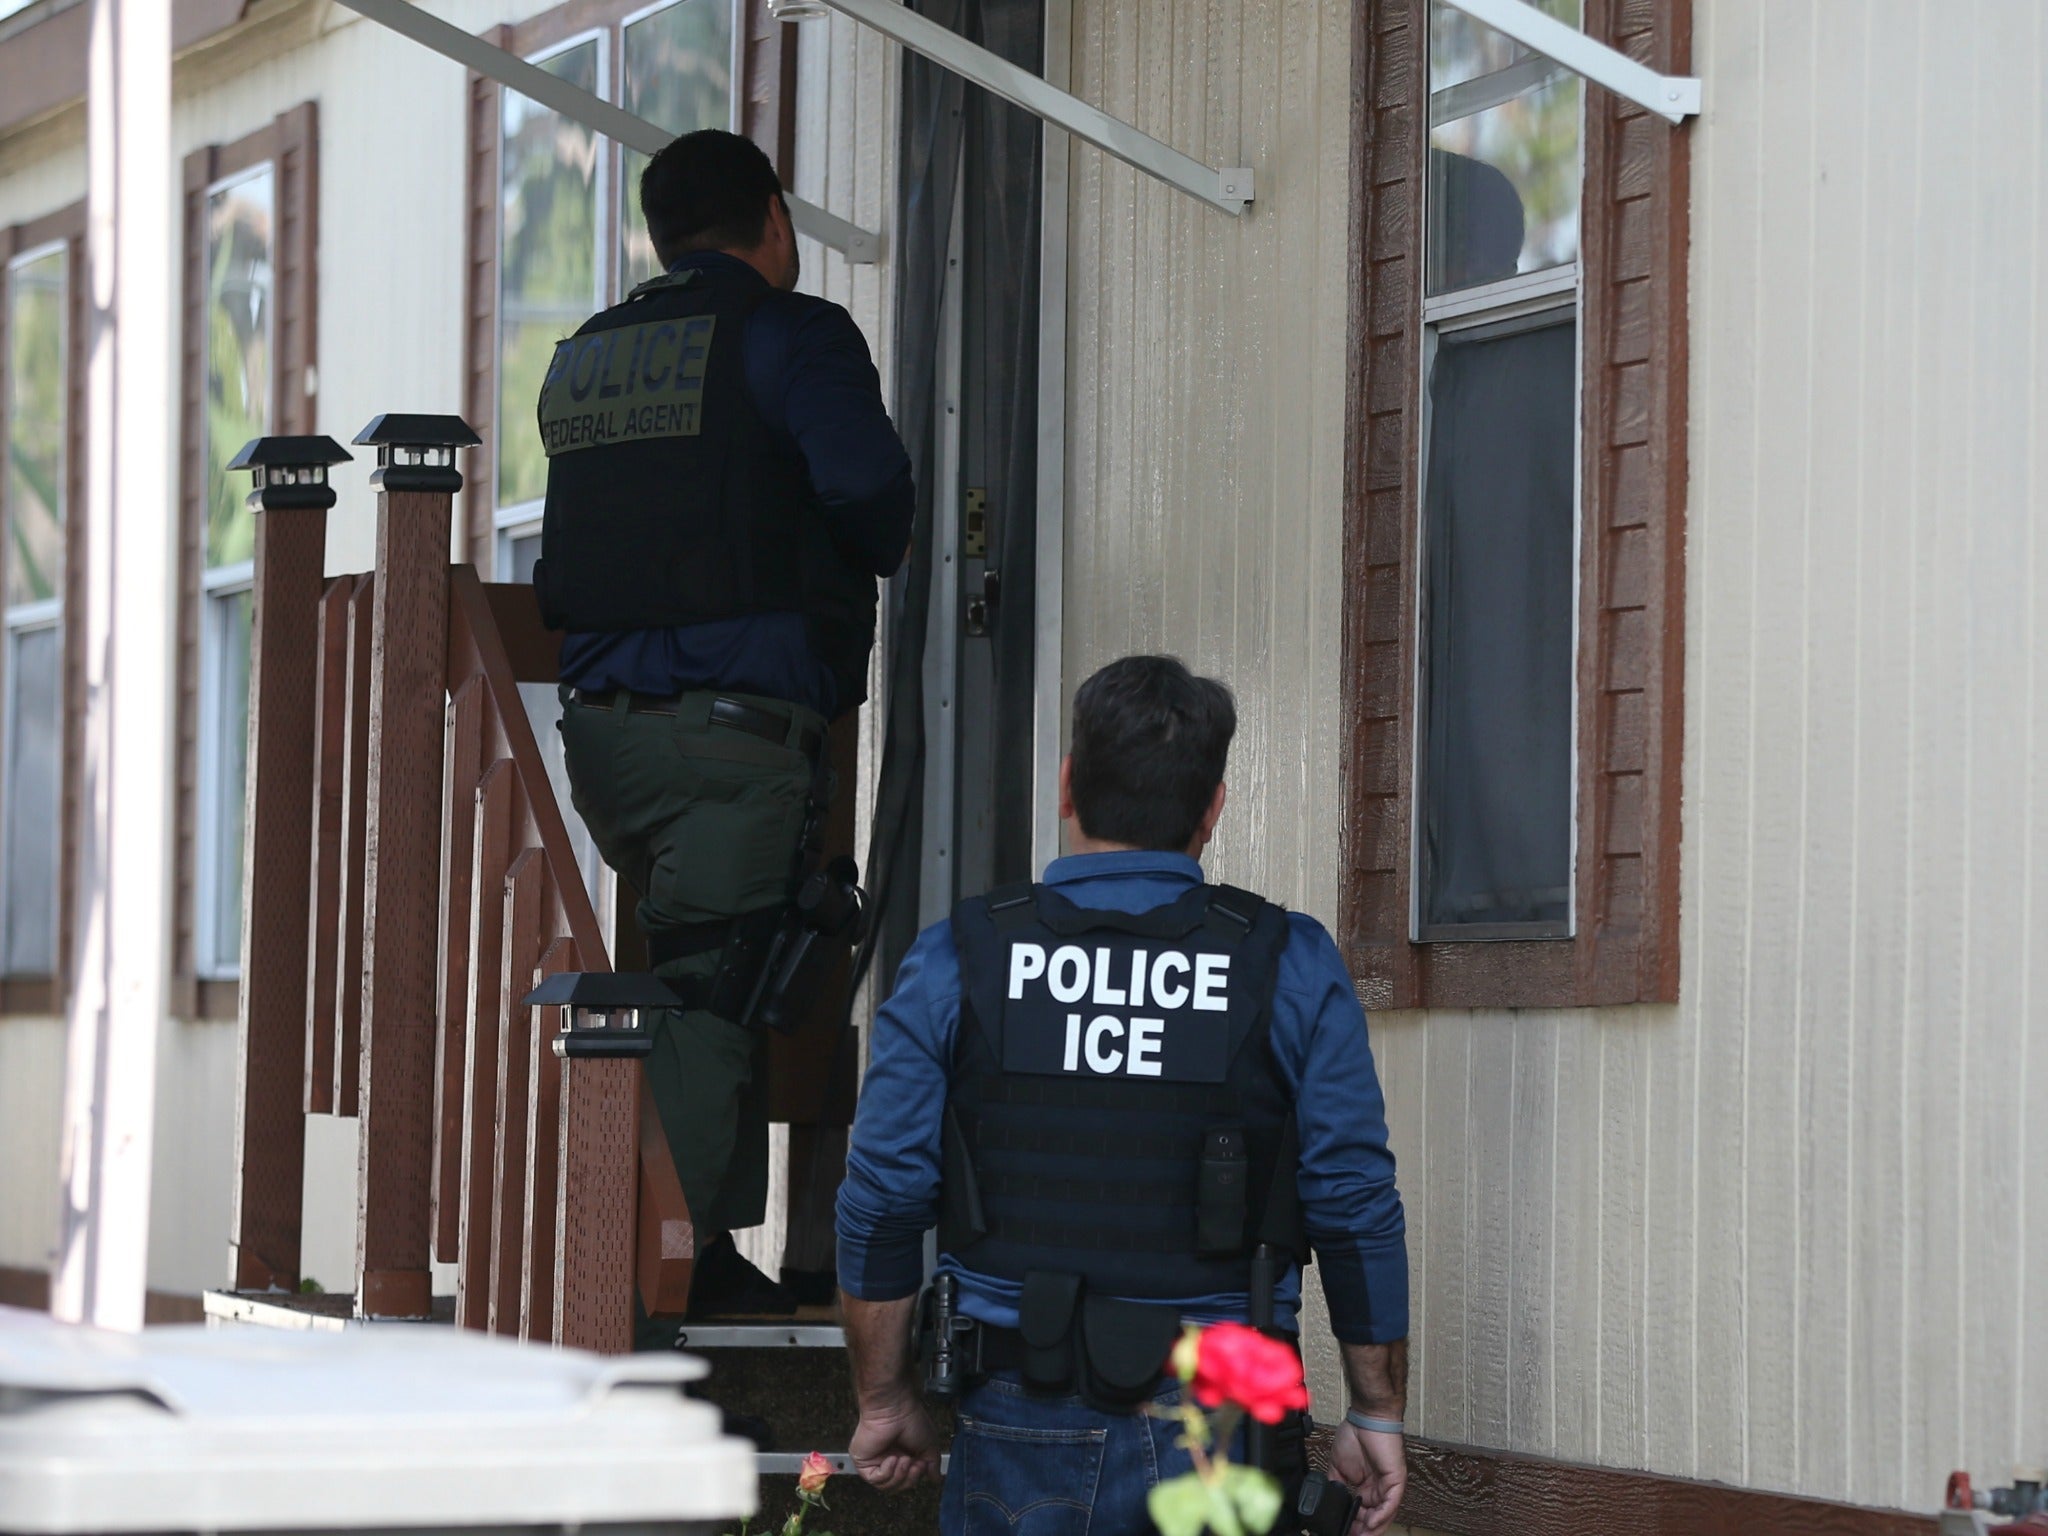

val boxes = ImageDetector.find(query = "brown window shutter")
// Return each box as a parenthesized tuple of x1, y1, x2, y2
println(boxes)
(1575, 0, 1690, 1006)
(1339, 0, 1690, 1011)
(461, 27, 511, 570)
(0, 222, 13, 1014)
(1340, 0, 1427, 1012)
(273, 102, 320, 438)
(55, 213, 87, 1016)
(171, 143, 219, 1021)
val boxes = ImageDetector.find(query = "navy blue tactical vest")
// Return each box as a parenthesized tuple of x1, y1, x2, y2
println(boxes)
(532, 268, 878, 710)
(943, 880, 1298, 1299)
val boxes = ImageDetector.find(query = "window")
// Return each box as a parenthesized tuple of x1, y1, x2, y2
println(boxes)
(0, 205, 82, 1018)
(1416, 1, 1581, 940)
(176, 105, 317, 1020)
(1341, 0, 1691, 1009)
(1, 242, 66, 988)
(482, 0, 740, 583)
(462, 0, 795, 571)
(195, 168, 273, 982)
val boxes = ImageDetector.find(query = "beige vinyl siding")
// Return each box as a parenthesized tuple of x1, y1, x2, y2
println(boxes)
(1055, 0, 1356, 1415)
(1061, 0, 2048, 1515)
(1393, 0, 2048, 1514)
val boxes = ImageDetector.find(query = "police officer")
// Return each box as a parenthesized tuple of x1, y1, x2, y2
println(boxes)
(537, 129, 912, 1319)
(834, 656, 1410, 1535)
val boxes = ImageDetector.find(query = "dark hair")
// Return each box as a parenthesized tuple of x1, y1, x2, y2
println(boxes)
(639, 129, 783, 269)
(1068, 656, 1236, 852)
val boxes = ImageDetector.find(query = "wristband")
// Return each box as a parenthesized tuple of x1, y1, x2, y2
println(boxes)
(1345, 1410, 1404, 1435)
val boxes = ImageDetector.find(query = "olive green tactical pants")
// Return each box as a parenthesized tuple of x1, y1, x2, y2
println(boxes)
(557, 686, 822, 1237)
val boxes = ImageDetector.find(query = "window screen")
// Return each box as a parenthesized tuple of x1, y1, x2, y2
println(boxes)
(1418, 314, 1575, 935)
(2, 623, 60, 973)
(498, 38, 603, 520)
(3, 243, 67, 978)
(199, 168, 273, 978)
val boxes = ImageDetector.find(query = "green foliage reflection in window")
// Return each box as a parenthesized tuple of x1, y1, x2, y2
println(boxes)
(495, 2, 736, 523)
(499, 39, 601, 513)
(5, 247, 66, 610)
(1426, 0, 1582, 296)
(621, 0, 735, 292)
(205, 170, 275, 570)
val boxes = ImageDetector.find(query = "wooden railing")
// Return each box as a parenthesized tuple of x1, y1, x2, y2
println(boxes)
(221, 425, 690, 1352)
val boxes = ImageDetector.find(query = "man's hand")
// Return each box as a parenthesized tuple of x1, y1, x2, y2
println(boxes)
(849, 1389, 941, 1492)
(840, 1290, 940, 1493)
(1329, 1423, 1406, 1536)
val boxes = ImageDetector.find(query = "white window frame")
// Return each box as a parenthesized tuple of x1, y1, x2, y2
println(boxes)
(1, 237, 70, 980)
(1408, 2, 1586, 945)
(194, 161, 276, 982)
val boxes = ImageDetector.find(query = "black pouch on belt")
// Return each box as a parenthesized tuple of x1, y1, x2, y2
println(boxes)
(1017, 1271, 1082, 1395)
(1196, 1125, 1250, 1256)
(1079, 1295, 1183, 1413)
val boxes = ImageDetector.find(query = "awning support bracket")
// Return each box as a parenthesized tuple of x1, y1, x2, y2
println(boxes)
(332, 0, 884, 263)
(797, 0, 1254, 216)
(1440, 0, 1701, 124)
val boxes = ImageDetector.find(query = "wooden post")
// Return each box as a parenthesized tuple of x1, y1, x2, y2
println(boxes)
(554, 1059, 650, 1354)
(304, 578, 352, 1115)
(351, 413, 479, 1319)
(224, 437, 353, 1291)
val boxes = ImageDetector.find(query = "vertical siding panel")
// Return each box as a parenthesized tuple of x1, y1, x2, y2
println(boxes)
(1903, 4, 1972, 1495)
(1688, 0, 1762, 1487)
(0, 1019, 67, 1268)
(1548, 1017, 1602, 1461)
(1422, 1016, 1471, 1443)
(1507, 1017, 1555, 1451)
(1960, 6, 2035, 1487)
(1792, 1, 1871, 1500)
(1466, 1019, 1514, 1446)
(2024, 4, 2048, 1474)
(1642, 996, 1695, 1475)
(1063, 0, 1104, 684)
(1596, 1011, 1647, 1467)
(1374, 1013, 1427, 1427)
(1114, 0, 1146, 663)
(1845, 1, 1917, 1504)
(1740, 1, 1817, 1493)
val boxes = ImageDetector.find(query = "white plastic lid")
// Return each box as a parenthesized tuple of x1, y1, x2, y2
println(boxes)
(0, 1306, 754, 1533)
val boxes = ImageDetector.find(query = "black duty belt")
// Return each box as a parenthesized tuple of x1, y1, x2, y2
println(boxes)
(572, 688, 823, 759)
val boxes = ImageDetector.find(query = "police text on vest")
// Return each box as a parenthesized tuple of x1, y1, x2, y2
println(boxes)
(1005, 942, 1229, 1078)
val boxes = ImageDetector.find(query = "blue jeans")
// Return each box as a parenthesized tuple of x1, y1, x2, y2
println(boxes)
(940, 1373, 1247, 1535)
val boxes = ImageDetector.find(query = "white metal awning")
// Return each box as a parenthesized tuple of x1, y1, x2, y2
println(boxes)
(339, 0, 1693, 255)
(332, 0, 888, 262)
(775, 0, 1254, 215)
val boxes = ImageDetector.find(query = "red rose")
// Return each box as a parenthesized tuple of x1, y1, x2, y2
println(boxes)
(797, 1451, 832, 1495)
(1184, 1322, 1310, 1425)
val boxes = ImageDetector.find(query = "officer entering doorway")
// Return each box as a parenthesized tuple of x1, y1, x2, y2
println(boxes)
(836, 656, 1412, 1535)
(536, 129, 913, 1320)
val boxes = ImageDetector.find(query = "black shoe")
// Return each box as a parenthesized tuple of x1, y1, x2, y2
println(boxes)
(686, 1232, 797, 1320)
(779, 1267, 838, 1308)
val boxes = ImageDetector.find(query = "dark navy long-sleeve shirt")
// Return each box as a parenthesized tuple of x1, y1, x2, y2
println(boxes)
(557, 252, 913, 719)
(836, 851, 1411, 1346)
